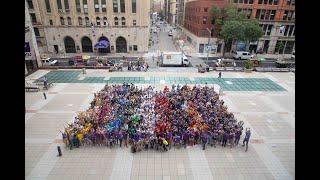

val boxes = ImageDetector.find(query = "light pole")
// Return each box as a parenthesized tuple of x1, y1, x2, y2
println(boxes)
(206, 28, 213, 69)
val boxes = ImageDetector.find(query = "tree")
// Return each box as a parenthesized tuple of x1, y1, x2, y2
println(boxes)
(210, 5, 263, 57)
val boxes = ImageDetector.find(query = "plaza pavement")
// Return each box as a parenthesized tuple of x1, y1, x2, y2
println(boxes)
(25, 69, 295, 180)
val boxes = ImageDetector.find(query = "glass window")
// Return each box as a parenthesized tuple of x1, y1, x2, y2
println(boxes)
(34, 27, 40, 36)
(49, 19, 53, 25)
(60, 17, 65, 25)
(94, 0, 99, 12)
(266, 25, 273, 35)
(75, 0, 81, 12)
(239, 0, 244, 3)
(121, 17, 126, 26)
(260, 9, 266, 20)
(120, 0, 125, 13)
(27, 0, 34, 9)
(284, 25, 290, 36)
(274, 0, 278, 5)
(234, 0, 238, 3)
(270, 10, 276, 20)
(133, 19, 136, 26)
(85, 17, 90, 26)
(133, 45, 138, 51)
(132, 0, 136, 13)
(30, 13, 37, 23)
(288, 25, 294, 36)
(263, 0, 268, 4)
(258, 0, 263, 4)
(283, 10, 288, 20)
(244, 0, 248, 4)
(202, 17, 207, 24)
(284, 41, 294, 54)
(78, 17, 83, 25)
(64, 0, 70, 12)
(265, 10, 270, 20)
(83, 0, 88, 13)
(102, 0, 107, 12)
(115, 17, 119, 25)
(57, 0, 62, 10)
(96, 17, 100, 26)
(247, 9, 252, 19)
(45, 0, 51, 12)
(286, 0, 292, 5)
(204, 8, 208, 12)
(249, 0, 254, 4)
(288, 11, 293, 20)
(67, 17, 72, 25)
(113, 0, 118, 13)
(255, 9, 261, 19)
(103, 17, 108, 26)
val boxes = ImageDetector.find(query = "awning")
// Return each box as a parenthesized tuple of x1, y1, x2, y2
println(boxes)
(94, 40, 109, 48)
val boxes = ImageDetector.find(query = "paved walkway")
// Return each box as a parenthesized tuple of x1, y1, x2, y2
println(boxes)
(26, 70, 295, 180)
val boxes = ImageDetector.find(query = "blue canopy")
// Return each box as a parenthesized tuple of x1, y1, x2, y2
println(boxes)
(94, 40, 109, 48)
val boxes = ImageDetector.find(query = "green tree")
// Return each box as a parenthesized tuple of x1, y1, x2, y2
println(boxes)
(210, 5, 263, 57)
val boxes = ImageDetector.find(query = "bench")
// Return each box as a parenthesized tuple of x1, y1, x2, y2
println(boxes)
(215, 67, 225, 71)
(225, 67, 235, 71)
(25, 86, 40, 92)
(234, 67, 244, 71)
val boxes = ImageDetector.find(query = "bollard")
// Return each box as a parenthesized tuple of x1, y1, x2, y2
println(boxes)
(57, 146, 62, 156)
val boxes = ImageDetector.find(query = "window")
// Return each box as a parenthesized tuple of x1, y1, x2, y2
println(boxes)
(133, 45, 138, 51)
(115, 17, 119, 25)
(286, 0, 292, 5)
(49, 19, 53, 25)
(85, 17, 90, 26)
(288, 25, 294, 36)
(283, 10, 288, 20)
(239, 0, 243, 3)
(202, 17, 207, 24)
(132, 0, 136, 13)
(30, 13, 37, 23)
(45, 0, 51, 12)
(67, 17, 72, 25)
(274, 40, 285, 54)
(78, 17, 83, 25)
(265, 10, 270, 20)
(34, 27, 40, 36)
(94, 0, 99, 12)
(121, 17, 126, 26)
(244, 0, 248, 3)
(64, 0, 70, 12)
(284, 25, 290, 36)
(83, 0, 88, 13)
(234, 0, 238, 3)
(133, 19, 136, 26)
(274, 0, 278, 5)
(57, 0, 62, 10)
(263, 0, 268, 4)
(249, 0, 254, 4)
(255, 9, 261, 19)
(27, 0, 34, 9)
(60, 17, 65, 25)
(96, 17, 100, 26)
(120, 0, 125, 13)
(260, 9, 266, 20)
(102, 0, 107, 12)
(270, 10, 276, 20)
(288, 11, 293, 20)
(266, 25, 273, 35)
(75, 0, 81, 12)
(268, 0, 273, 4)
(204, 8, 208, 12)
(113, 0, 118, 13)
(284, 41, 294, 54)
(103, 17, 108, 26)
(247, 9, 252, 19)
(258, 0, 263, 3)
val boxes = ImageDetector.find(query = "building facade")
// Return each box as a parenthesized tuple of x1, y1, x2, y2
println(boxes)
(26, 0, 42, 75)
(183, 0, 295, 55)
(26, 0, 150, 56)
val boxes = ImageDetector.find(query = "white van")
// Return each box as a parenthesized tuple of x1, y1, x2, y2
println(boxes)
(41, 58, 58, 66)
(233, 51, 254, 60)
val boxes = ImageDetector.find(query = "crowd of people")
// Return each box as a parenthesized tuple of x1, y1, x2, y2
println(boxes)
(62, 83, 250, 153)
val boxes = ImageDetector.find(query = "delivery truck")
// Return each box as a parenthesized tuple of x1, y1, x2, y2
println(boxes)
(160, 52, 190, 67)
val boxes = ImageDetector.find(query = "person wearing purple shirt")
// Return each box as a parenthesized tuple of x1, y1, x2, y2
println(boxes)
(235, 128, 241, 146)
(222, 131, 228, 147)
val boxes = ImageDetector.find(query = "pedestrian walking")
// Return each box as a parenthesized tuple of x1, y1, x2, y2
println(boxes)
(43, 92, 47, 100)
(152, 55, 155, 62)
(242, 128, 251, 147)
(218, 72, 222, 78)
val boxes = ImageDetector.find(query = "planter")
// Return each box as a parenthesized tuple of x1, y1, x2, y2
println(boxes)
(244, 68, 253, 73)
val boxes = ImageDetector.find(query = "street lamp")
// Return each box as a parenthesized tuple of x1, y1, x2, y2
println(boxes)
(206, 27, 213, 68)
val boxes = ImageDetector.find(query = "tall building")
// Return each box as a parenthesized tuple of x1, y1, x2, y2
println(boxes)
(26, 0, 150, 56)
(25, 0, 42, 75)
(177, 0, 194, 30)
(183, 0, 295, 55)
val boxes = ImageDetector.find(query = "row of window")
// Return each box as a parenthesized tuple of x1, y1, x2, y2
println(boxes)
(41, 0, 137, 14)
(257, 0, 279, 5)
(256, 9, 276, 20)
(185, 7, 208, 13)
(274, 40, 295, 54)
(259, 24, 295, 37)
(57, 16, 137, 26)
(233, 0, 254, 4)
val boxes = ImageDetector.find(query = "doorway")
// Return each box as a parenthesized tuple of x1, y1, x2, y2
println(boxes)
(54, 45, 59, 53)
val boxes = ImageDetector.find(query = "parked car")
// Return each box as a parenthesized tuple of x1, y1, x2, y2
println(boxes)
(86, 59, 97, 66)
(41, 58, 58, 66)
(233, 51, 254, 60)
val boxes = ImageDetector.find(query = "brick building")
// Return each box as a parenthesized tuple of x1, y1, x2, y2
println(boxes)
(182, 0, 295, 55)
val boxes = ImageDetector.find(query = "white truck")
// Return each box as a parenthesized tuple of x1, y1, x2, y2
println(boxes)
(160, 52, 190, 67)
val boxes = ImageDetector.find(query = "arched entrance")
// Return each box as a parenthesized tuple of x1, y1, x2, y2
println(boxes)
(116, 36, 127, 53)
(81, 36, 93, 52)
(64, 36, 76, 53)
(98, 36, 110, 53)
